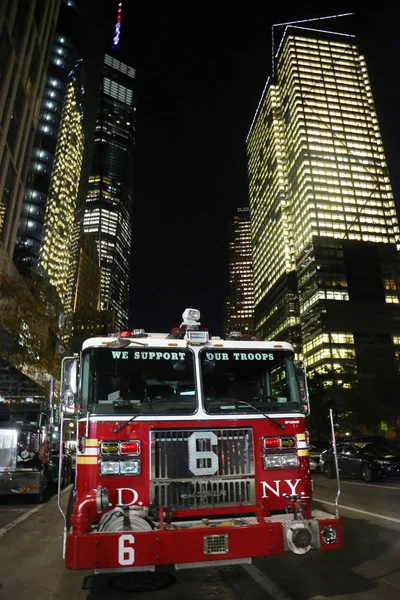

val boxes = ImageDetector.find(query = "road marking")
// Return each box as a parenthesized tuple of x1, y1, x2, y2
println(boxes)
(314, 497, 400, 524)
(381, 578, 400, 590)
(0, 485, 72, 539)
(242, 564, 292, 600)
(339, 481, 400, 492)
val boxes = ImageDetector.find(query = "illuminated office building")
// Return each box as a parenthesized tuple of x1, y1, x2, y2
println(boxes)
(0, 0, 60, 257)
(247, 20, 400, 376)
(83, 51, 136, 330)
(225, 207, 254, 335)
(16, 0, 81, 270)
(63, 224, 115, 353)
(65, 225, 101, 316)
(37, 67, 84, 308)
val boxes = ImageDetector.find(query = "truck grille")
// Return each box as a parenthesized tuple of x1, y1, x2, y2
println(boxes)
(150, 428, 255, 509)
(0, 429, 18, 471)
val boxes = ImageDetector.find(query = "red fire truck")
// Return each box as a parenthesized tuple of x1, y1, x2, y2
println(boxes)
(58, 308, 343, 573)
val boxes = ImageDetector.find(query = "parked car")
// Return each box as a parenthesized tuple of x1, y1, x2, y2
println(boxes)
(320, 439, 400, 482)
(309, 441, 329, 472)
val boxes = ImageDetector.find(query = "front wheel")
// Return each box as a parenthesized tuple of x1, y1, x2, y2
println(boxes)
(361, 462, 374, 482)
(324, 462, 335, 479)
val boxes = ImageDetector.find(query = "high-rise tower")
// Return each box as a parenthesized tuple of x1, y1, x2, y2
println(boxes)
(0, 0, 61, 258)
(16, 0, 81, 271)
(225, 207, 254, 335)
(37, 63, 84, 308)
(83, 2, 136, 330)
(246, 17, 400, 378)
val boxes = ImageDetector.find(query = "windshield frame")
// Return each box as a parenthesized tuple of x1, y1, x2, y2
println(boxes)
(80, 346, 199, 417)
(198, 347, 302, 415)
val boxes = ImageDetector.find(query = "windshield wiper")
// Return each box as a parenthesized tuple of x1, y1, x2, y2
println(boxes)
(236, 400, 284, 430)
(108, 338, 148, 349)
(113, 408, 149, 433)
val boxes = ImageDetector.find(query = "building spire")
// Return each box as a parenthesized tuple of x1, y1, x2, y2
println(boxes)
(112, 2, 122, 49)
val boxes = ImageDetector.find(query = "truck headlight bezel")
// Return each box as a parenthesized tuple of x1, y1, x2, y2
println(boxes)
(99, 459, 142, 476)
(263, 454, 299, 469)
(120, 459, 141, 475)
(99, 460, 120, 475)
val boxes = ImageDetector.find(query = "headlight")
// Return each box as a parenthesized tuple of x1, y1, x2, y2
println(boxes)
(374, 459, 391, 465)
(100, 461, 120, 475)
(120, 460, 141, 475)
(264, 454, 299, 469)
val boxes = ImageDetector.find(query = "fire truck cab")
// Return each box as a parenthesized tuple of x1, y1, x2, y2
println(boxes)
(59, 308, 343, 573)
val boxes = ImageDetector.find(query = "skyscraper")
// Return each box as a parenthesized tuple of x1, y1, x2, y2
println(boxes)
(37, 64, 84, 308)
(16, 0, 81, 271)
(63, 223, 115, 353)
(246, 18, 400, 377)
(225, 207, 254, 335)
(82, 43, 136, 330)
(0, 0, 61, 258)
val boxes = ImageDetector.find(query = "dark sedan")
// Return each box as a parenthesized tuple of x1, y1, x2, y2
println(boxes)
(320, 440, 400, 482)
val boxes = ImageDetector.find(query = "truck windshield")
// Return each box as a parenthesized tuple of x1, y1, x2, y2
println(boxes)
(0, 410, 40, 424)
(200, 349, 301, 414)
(81, 347, 197, 416)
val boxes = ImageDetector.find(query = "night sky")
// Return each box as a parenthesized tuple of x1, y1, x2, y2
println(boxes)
(88, 2, 400, 335)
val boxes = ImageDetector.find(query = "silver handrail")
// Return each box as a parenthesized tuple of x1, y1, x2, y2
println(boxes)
(57, 409, 67, 559)
(329, 408, 341, 518)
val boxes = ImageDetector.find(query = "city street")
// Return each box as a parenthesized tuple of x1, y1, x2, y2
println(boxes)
(0, 476, 400, 599)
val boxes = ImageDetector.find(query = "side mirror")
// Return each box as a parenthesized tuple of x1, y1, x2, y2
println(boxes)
(60, 357, 79, 409)
(295, 361, 310, 416)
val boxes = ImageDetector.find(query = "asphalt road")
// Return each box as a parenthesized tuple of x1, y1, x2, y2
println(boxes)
(0, 476, 400, 599)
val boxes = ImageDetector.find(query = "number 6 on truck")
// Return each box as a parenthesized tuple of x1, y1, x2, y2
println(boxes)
(118, 534, 135, 565)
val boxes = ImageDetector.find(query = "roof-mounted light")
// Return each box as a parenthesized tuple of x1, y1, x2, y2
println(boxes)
(120, 331, 132, 338)
(227, 331, 257, 341)
(227, 331, 242, 340)
(132, 329, 147, 338)
(168, 326, 185, 339)
(182, 308, 200, 323)
(186, 330, 209, 345)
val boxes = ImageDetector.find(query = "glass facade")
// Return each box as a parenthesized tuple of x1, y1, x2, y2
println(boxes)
(225, 207, 254, 334)
(37, 69, 84, 308)
(0, 0, 61, 256)
(16, 0, 80, 270)
(83, 53, 136, 330)
(246, 27, 400, 374)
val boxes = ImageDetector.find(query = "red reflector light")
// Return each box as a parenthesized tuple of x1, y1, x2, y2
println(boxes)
(171, 327, 184, 333)
(263, 437, 281, 449)
(120, 440, 141, 455)
(120, 331, 132, 338)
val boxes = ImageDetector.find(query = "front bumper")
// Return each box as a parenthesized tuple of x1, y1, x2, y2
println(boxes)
(379, 464, 400, 477)
(0, 470, 42, 495)
(66, 510, 343, 571)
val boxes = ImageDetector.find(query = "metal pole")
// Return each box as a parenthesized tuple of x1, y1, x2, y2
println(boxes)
(329, 409, 341, 517)
(49, 376, 54, 426)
